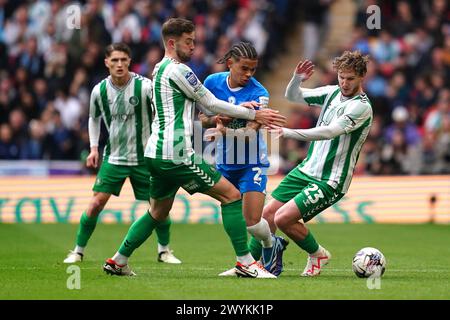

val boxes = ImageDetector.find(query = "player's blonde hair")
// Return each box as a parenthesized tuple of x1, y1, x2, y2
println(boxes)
(333, 51, 370, 77)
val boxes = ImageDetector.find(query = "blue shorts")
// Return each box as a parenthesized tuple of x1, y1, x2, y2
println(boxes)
(218, 166, 267, 194)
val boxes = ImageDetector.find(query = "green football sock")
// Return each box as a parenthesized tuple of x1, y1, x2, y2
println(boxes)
(249, 236, 263, 260)
(155, 216, 171, 246)
(118, 211, 159, 257)
(294, 230, 319, 254)
(221, 199, 249, 257)
(76, 211, 99, 247)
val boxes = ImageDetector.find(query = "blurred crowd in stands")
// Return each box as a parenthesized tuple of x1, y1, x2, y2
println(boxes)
(280, 0, 450, 175)
(0, 0, 296, 164)
(0, 0, 449, 176)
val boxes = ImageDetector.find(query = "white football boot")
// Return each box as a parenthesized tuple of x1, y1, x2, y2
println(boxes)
(63, 251, 83, 263)
(301, 245, 331, 277)
(218, 267, 237, 277)
(157, 250, 182, 264)
(220, 261, 277, 278)
(103, 258, 136, 276)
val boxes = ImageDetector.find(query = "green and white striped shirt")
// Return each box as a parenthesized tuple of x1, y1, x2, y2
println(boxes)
(89, 72, 152, 166)
(145, 57, 208, 160)
(299, 85, 373, 193)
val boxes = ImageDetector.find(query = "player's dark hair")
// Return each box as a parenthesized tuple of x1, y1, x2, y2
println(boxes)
(333, 50, 370, 77)
(105, 43, 131, 58)
(217, 42, 258, 64)
(161, 18, 195, 42)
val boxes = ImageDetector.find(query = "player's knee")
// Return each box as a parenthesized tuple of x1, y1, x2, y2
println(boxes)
(262, 205, 276, 220)
(245, 216, 261, 226)
(222, 188, 241, 204)
(274, 209, 289, 230)
(89, 197, 107, 214)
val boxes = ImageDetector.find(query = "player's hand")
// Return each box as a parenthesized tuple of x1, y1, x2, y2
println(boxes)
(240, 101, 261, 109)
(294, 60, 314, 81)
(266, 126, 284, 139)
(86, 148, 99, 168)
(217, 115, 232, 126)
(204, 117, 226, 141)
(198, 111, 208, 123)
(254, 109, 286, 127)
(204, 128, 223, 141)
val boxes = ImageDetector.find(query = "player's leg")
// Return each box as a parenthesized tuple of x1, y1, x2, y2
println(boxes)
(203, 176, 251, 263)
(244, 196, 288, 276)
(273, 174, 344, 276)
(180, 154, 274, 278)
(64, 162, 126, 263)
(103, 196, 176, 276)
(247, 167, 305, 265)
(64, 192, 112, 263)
(130, 164, 181, 264)
(239, 166, 287, 273)
(202, 177, 275, 278)
(155, 217, 182, 264)
(216, 168, 270, 261)
(248, 198, 284, 260)
(244, 191, 270, 258)
(103, 158, 179, 276)
(273, 199, 330, 277)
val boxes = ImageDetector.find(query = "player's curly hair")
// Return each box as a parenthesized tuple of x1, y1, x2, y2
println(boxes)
(333, 51, 370, 77)
(217, 42, 258, 64)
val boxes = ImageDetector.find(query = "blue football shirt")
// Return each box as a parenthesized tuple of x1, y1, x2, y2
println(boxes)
(203, 72, 270, 171)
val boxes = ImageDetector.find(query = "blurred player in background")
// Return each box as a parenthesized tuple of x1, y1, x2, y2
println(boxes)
(103, 18, 286, 278)
(63, 43, 181, 265)
(266, 51, 373, 276)
(199, 42, 288, 276)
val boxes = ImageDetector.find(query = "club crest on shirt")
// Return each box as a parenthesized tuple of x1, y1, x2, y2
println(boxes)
(129, 96, 139, 106)
(185, 71, 198, 87)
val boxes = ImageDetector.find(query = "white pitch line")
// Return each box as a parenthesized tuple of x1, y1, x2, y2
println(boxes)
(2, 266, 449, 273)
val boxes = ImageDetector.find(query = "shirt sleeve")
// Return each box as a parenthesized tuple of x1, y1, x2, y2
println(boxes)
(142, 77, 153, 110)
(88, 117, 101, 147)
(88, 85, 102, 147)
(257, 89, 269, 109)
(89, 85, 102, 118)
(282, 122, 346, 141)
(285, 74, 337, 107)
(197, 90, 256, 120)
(334, 100, 372, 134)
(171, 63, 209, 101)
(282, 100, 372, 141)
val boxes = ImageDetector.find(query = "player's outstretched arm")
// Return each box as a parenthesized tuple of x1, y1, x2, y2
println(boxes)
(254, 109, 286, 127)
(198, 91, 286, 128)
(285, 60, 314, 103)
(270, 122, 346, 142)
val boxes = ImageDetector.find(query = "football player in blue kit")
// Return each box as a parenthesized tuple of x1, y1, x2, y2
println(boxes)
(199, 42, 288, 276)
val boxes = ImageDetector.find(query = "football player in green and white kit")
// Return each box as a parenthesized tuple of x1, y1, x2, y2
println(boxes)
(103, 18, 286, 278)
(266, 51, 373, 277)
(64, 43, 181, 265)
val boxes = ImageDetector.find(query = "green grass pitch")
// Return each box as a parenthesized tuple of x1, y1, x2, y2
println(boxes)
(1, 223, 449, 300)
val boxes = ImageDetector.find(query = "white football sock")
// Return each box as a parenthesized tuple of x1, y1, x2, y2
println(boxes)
(158, 243, 169, 253)
(112, 252, 128, 266)
(247, 218, 273, 248)
(237, 253, 255, 266)
(311, 245, 324, 257)
(74, 245, 84, 254)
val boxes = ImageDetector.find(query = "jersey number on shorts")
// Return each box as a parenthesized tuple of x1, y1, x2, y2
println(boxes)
(304, 184, 325, 204)
(252, 167, 262, 186)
